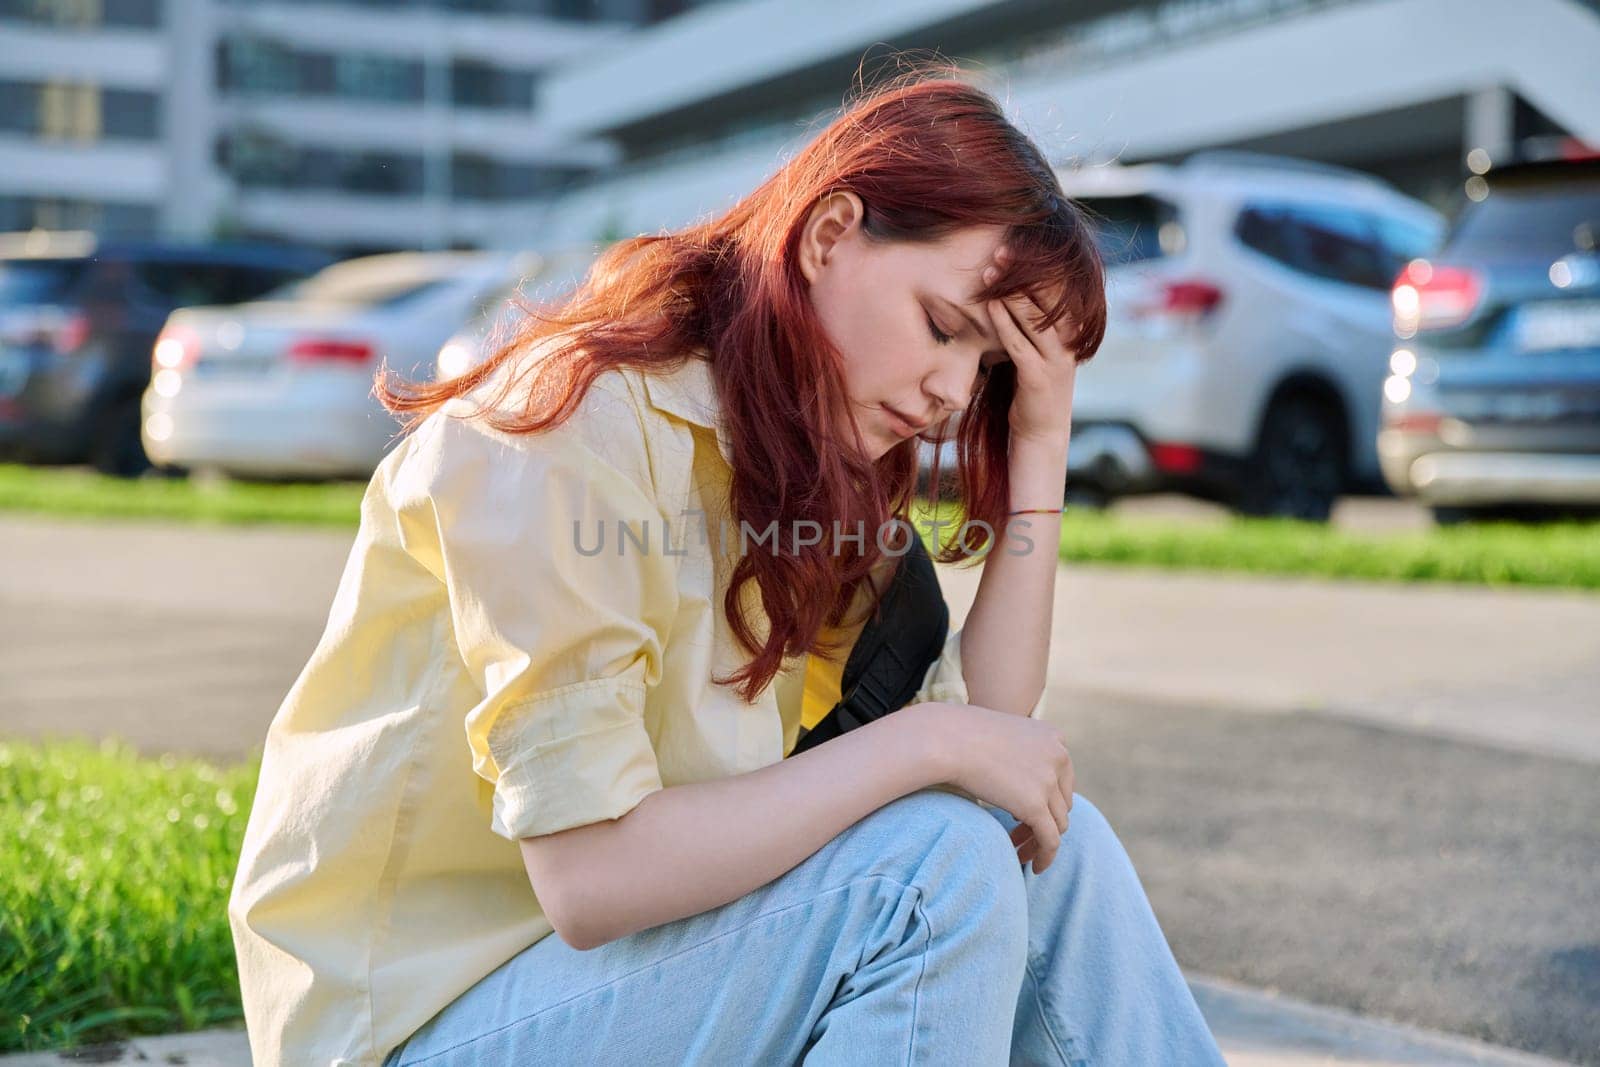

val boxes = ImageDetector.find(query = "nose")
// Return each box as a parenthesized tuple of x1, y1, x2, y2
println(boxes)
(923, 361, 981, 420)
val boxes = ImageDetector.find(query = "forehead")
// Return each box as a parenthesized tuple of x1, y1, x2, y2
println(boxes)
(910, 224, 1008, 281)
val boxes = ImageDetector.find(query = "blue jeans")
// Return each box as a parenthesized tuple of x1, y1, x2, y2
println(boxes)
(385, 789, 1227, 1066)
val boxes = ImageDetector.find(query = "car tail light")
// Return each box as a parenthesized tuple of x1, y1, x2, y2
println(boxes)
(1383, 410, 1443, 434)
(1149, 442, 1203, 474)
(1392, 260, 1482, 336)
(1128, 280, 1226, 325)
(287, 338, 375, 365)
(152, 323, 200, 371)
(1, 308, 91, 355)
(52, 310, 91, 355)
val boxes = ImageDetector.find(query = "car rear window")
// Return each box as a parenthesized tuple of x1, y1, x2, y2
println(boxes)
(131, 260, 323, 308)
(1077, 195, 1182, 265)
(0, 259, 88, 306)
(258, 271, 450, 308)
(1446, 181, 1599, 259)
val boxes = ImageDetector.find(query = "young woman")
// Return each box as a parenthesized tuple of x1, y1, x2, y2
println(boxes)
(228, 66, 1228, 1066)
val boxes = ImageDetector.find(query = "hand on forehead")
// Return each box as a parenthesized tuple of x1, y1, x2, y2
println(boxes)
(977, 243, 1074, 344)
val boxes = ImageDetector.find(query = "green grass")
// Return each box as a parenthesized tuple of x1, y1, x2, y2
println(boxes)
(0, 740, 258, 1053)
(4, 462, 1599, 590)
(1051, 510, 1600, 588)
(0, 463, 364, 528)
(912, 500, 1600, 590)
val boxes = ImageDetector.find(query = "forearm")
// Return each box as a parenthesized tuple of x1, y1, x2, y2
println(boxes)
(529, 704, 951, 950)
(959, 437, 1068, 716)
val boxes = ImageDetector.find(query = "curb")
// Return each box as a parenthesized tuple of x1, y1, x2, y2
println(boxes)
(1, 973, 1578, 1067)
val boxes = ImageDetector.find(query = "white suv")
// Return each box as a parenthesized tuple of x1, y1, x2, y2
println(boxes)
(925, 151, 1445, 521)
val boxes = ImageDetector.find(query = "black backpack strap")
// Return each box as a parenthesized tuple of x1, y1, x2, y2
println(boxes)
(790, 537, 949, 755)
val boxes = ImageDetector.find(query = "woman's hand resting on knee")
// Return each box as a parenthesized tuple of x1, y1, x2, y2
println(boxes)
(912, 702, 1076, 874)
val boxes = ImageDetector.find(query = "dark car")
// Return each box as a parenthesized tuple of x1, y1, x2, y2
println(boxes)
(1378, 147, 1600, 523)
(0, 231, 332, 476)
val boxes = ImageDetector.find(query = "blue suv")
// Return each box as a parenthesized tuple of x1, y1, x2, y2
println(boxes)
(1378, 151, 1600, 523)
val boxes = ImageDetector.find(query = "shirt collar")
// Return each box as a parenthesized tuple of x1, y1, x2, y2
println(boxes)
(640, 347, 736, 467)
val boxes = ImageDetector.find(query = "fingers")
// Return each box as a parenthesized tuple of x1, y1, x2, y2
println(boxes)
(1056, 743, 1076, 819)
(1015, 756, 1075, 874)
(986, 292, 1074, 378)
(1048, 789, 1070, 837)
(988, 294, 1041, 370)
(1026, 802, 1062, 874)
(982, 245, 1079, 360)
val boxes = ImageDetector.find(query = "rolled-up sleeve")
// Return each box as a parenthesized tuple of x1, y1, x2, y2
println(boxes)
(394, 405, 678, 842)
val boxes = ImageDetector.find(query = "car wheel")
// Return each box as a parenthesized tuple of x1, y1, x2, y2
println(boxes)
(1430, 505, 1495, 526)
(1235, 394, 1346, 522)
(1064, 483, 1110, 511)
(88, 395, 152, 479)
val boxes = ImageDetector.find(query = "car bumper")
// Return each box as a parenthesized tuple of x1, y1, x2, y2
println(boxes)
(1380, 442, 1600, 505)
(142, 385, 400, 478)
(919, 420, 1251, 501)
(920, 423, 1164, 489)
(0, 345, 108, 460)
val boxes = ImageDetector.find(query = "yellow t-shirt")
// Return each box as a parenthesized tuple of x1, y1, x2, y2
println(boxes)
(798, 616, 870, 739)
(226, 343, 998, 1066)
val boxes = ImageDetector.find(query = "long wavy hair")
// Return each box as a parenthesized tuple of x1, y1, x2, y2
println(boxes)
(374, 59, 1107, 704)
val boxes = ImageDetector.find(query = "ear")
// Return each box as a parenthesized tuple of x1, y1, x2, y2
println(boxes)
(797, 191, 864, 286)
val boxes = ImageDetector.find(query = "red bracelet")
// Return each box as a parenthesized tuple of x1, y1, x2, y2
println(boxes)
(1007, 506, 1067, 516)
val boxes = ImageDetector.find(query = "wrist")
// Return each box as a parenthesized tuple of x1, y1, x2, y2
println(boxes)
(902, 701, 961, 787)
(1010, 431, 1072, 463)
(1008, 436, 1070, 511)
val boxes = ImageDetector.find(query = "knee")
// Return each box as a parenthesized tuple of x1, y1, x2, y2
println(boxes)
(871, 788, 1022, 873)
(1065, 792, 1114, 845)
(837, 789, 1026, 895)
(1062, 792, 1138, 873)
(866, 791, 1027, 924)
(879, 789, 1029, 938)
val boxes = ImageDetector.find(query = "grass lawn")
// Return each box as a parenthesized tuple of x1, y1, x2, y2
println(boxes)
(0, 740, 258, 1054)
(911, 500, 1600, 590)
(4, 462, 1599, 590)
(0, 463, 364, 528)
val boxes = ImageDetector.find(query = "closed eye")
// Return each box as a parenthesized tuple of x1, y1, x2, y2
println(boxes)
(925, 312, 954, 346)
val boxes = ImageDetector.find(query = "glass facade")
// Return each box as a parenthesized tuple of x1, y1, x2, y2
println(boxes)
(0, 0, 162, 29)
(0, 193, 158, 233)
(0, 78, 159, 140)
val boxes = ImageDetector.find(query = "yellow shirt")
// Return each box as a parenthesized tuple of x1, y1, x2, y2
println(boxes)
(227, 339, 1034, 1066)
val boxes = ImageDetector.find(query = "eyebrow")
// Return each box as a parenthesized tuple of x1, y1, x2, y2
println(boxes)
(933, 293, 1008, 362)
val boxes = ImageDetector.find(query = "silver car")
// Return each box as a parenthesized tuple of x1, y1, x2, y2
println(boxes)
(922, 152, 1444, 521)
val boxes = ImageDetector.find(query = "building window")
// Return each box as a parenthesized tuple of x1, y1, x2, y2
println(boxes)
(0, 78, 158, 141)
(0, 194, 157, 234)
(451, 153, 589, 200)
(217, 37, 299, 96)
(38, 82, 100, 139)
(216, 130, 299, 187)
(101, 87, 159, 138)
(218, 131, 426, 196)
(0, 0, 162, 28)
(218, 36, 423, 104)
(450, 60, 536, 110)
(440, 0, 601, 16)
(333, 53, 424, 104)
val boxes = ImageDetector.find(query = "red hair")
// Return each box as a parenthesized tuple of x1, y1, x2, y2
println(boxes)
(375, 59, 1107, 704)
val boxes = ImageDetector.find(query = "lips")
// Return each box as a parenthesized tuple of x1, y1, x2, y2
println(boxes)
(884, 404, 932, 436)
